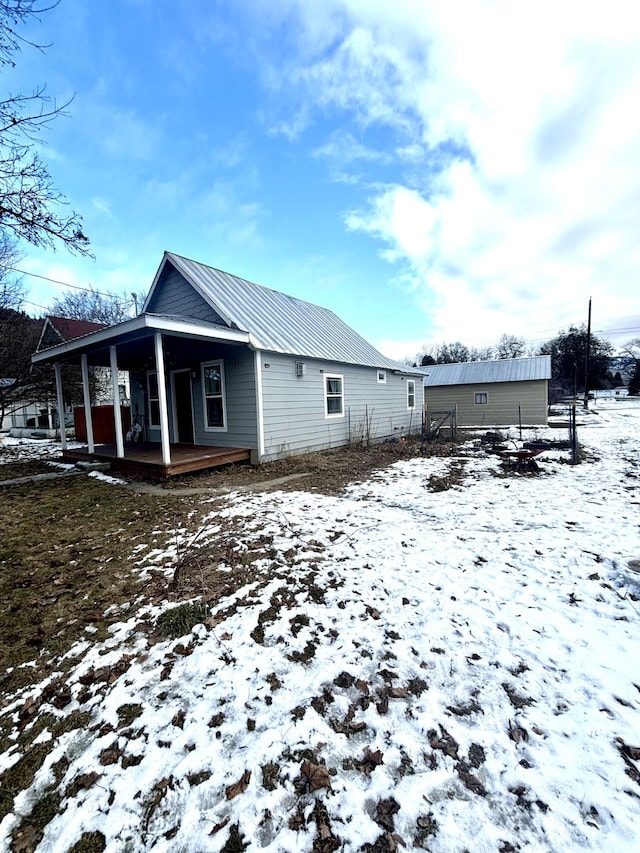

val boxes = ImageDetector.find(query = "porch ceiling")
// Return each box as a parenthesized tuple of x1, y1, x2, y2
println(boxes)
(32, 314, 252, 369)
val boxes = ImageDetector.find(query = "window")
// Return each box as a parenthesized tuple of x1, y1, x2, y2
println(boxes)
(202, 361, 227, 430)
(377, 370, 387, 384)
(147, 371, 160, 427)
(324, 374, 344, 417)
(475, 392, 488, 405)
(407, 379, 416, 409)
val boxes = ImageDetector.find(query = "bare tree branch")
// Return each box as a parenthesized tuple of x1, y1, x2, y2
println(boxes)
(0, 0, 91, 255)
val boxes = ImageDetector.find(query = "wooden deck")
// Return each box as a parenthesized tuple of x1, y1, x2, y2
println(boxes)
(62, 442, 252, 479)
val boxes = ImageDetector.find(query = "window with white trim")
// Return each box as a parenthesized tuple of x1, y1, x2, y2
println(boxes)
(324, 374, 344, 417)
(377, 369, 386, 384)
(147, 371, 160, 427)
(474, 392, 488, 405)
(202, 361, 227, 430)
(407, 379, 416, 409)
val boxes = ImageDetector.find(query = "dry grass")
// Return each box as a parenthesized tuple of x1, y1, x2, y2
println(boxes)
(0, 474, 195, 696)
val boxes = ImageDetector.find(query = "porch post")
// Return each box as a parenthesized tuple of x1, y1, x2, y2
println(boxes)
(153, 331, 171, 465)
(254, 349, 265, 461)
(54, 363, 67, 450)
(81, 354, 95, 453)
(110, 345, 125, 458)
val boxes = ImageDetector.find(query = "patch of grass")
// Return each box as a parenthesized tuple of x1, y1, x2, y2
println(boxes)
(0, 460, 62, 481)
(117, 703, 143, 728)
(502, 682, 534, 708)
(67, 831, 106, 853)
(0, 476, 190, 694)
(155, 601, 209, 638)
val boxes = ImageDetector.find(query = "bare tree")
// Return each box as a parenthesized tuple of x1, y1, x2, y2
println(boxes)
(0, 1, 91, 254)
(622, 338, 640, 396)
(48, 286, 137, 325)
(0, 229, 23, 307)
(0, 305, 46, 425)
(495, 333, 526, 359)
(468, 345, 494, 362)
(435, 341, 470, 363)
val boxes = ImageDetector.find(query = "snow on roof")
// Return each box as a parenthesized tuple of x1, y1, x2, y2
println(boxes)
(423, 355, 551, 386)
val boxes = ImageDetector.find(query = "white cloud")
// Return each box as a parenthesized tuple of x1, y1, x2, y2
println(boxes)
(257, 0, 640, 348)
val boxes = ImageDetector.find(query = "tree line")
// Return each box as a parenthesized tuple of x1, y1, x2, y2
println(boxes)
(415, 329, 640, 402)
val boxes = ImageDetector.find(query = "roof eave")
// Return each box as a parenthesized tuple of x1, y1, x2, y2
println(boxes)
(32, 314, 251, 364)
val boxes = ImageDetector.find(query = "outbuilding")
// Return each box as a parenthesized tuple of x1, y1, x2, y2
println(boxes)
(423, 356, 551, 428)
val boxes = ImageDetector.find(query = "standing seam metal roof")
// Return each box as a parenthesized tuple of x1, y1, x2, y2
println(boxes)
(159, 252, 418, 373)
(422, 356, 551, 386)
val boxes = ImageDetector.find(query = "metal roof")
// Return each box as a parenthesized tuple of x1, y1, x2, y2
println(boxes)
(422, 356, 551, 387)
(148, 252, 419, 373)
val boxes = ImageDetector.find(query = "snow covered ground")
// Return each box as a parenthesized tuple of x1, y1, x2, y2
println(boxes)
(1, 398, 639, 852)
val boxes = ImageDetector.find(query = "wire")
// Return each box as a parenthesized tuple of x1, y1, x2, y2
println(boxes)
(2, 265, 134, 302)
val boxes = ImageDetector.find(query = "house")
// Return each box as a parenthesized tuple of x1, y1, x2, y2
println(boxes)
(39, 316, 108, 349)
(32, 251, 424, 476)
(2, 317, 108, 436)
(39, 315, 131, 407)
(423, 356, 551, 428)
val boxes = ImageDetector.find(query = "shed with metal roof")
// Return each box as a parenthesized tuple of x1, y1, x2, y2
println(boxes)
(423, 356, 551, 427)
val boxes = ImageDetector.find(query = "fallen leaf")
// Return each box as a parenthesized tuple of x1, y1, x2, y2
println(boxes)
(389, 687, 408, 699)
(298, 759, 332, 792)
(209, 817, 230, 836)
(226, 769, 251, 800)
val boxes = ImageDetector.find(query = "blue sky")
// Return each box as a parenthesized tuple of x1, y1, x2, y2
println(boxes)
(5, 0, 640, 359)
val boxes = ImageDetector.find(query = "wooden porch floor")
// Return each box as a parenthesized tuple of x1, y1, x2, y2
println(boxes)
(62, 442, 252, 479)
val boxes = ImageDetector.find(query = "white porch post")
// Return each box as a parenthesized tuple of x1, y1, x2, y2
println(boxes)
(54, 363, 67, 450)
(81, 354, 95, 453)
(110, 345, 125, 459)
(154, 331, 171, 465)
(254, 349, 265, 462)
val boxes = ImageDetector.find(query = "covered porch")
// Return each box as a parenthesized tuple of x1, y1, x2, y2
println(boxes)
(32, 313, 262, 479)
(63, 442, 251, 479)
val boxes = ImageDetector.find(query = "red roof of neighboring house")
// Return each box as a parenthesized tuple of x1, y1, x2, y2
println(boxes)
(47, 316, 107, 341)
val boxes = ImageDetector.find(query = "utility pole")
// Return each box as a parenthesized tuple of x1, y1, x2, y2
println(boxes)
(583, 297, 592, 409)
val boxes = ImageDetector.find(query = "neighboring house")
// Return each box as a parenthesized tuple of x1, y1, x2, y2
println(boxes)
(0, 387, 61, 432)
(423, 356, 551, 427)
(2, 317, 108, 436)
(32, 251, 423, 474)
(39, 316, 130, 405)
(39, 316, 107, 349)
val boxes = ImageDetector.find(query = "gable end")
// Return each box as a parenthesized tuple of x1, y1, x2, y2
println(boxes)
(145, 262, 228, 325)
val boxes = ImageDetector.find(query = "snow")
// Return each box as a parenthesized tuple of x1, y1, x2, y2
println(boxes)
(1, 399, 640, 852)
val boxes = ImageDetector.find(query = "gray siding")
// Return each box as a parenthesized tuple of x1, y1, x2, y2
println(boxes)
(260, 353, 419, 461)
(146, 266, 227, 325)
(191, 346, 258, 449)
(425, 380, 549, 427)
(130, 344, 258, 450)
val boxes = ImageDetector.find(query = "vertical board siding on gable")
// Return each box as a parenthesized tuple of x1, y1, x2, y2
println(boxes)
(259, 353, 418, 461)
(146, 267, 227, 325)
(425, 380, 548, 427)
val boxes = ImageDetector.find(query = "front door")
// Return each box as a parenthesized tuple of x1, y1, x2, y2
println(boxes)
(172, 370, 194, 443)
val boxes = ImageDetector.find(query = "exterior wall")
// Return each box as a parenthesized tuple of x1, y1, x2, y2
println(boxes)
(146, 267, 227, 324)
(129, 343, 258, 450)
(259, 352, 420, 461)
(425, 379, 549, 427)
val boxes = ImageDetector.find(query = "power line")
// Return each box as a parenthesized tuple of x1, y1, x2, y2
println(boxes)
(3, 265, 136, 304)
